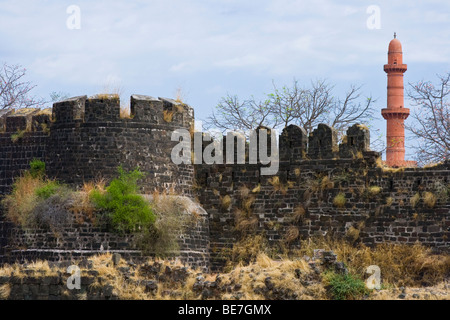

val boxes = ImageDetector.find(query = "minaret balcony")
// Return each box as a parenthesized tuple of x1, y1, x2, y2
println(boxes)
(384, 64, 407, 73)
(381, 108, 410, 120)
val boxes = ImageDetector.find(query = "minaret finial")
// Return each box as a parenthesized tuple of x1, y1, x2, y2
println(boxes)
(394, 32, 397, 39)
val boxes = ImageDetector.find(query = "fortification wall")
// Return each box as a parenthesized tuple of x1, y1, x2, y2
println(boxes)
(195, 124, 450, 270)
(0, 109, 51, 196)
(0, 97, 449, 272)
(47, 95, 195, 194)
(0, 95, 195, 196)
(0, 197, 210, 269)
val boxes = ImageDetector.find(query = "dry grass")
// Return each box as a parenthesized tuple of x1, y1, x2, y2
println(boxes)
(70, 179, 106, 224)
(353, 151, 364, 160)
(410, 193, 421, 208)
(26, 260, 58, 276)
(368, 186, 381, 196)
(298, 237, 450, 287)
(238, 186, 250, 199)
(376, 157, 406, 173)
(333, 193, 346, 208)
(370, 284, 450, 300)
(135, 193, 198, 257)
(423, 192, 437, 208)
(163, 110, 174, 122)
(268, 176, 281, 188)
(98, 79, 123, 101)
(224, 234, 269, 269)
(120, 105, 132, 119)
(221, 195, 232, 211)
(268, 176, 289, 194)
(88, 254, 149, 300)
(321, 176, 334, 190)
(174, 86, 187, 104)
(0, 284, 11, 299)
(221, 252, 325, 300)
(252, 184, 261, 193)
(2, 172, 43, 227)
(0, 243, 447, 300)
(291, 205, 306, 223)
(386, 197, 394, 206)
(95, 93, 120, 101)
(284, 226, 300, 243)
(423, 162, 441, 169)
(234, 208, 258, 234)
(346, 226, 360, 243)
(241, 196, 255, 212)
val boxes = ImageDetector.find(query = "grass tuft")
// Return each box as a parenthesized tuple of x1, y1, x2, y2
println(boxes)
(323, 271, 369, 300)
(410, 193, 421, 208)
(333, 193, 346, 208)
(423, 192, 437, 208)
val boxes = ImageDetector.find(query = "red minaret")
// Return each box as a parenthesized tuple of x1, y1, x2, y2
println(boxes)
(382, 33, 414, 167)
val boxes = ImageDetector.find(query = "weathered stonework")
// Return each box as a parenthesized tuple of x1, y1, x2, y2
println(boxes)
(195, 124, 449, 270)
(1, 197, 210, 270)
(0, 95, 449, 272)
(0, 95, 195, 197)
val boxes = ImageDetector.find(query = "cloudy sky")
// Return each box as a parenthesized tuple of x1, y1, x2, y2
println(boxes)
(1, 0, 449, 159)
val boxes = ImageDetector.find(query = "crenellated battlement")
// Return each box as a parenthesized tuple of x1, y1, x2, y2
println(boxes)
(52, 95, 194, 129)
(0, 108, 52, 133)
(194, 122, 379, 166)
(0, 94, 196, 197)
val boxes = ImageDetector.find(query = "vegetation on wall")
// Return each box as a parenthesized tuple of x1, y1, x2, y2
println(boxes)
(1, 160, 201, 257)
(90, 166, 155, 234)
(133, 192, 199, 257)
(2, 158, 68, 230)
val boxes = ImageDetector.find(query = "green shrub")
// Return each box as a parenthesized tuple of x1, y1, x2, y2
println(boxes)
(11, 129, 26, 143)
(35, 181, 61, 200)
(91, 167, 155, 233)
(30, 159, 46, 178)
(323, 271, 370, 300)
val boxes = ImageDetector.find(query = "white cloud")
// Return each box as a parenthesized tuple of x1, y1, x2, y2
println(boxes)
(0, 0, 448, 154)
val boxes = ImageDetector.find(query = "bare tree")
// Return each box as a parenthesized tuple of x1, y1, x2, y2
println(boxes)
(0, 63, 45, 110)
(205, 79, 375, 140)
(205, 94, 278, 135)
(268, 79, 333, 135)
(406, 72, 450, 165)
(50, 91, 71, 103)
(329, 84, 375, 136)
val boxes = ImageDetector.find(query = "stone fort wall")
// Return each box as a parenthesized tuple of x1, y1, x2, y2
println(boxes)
(0, 95, 195, 197)
(195, 124, 449, 270)
(0, 96, 449, 271)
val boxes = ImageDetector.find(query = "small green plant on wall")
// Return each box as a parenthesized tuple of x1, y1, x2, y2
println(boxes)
(90, 166, 155, 234)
